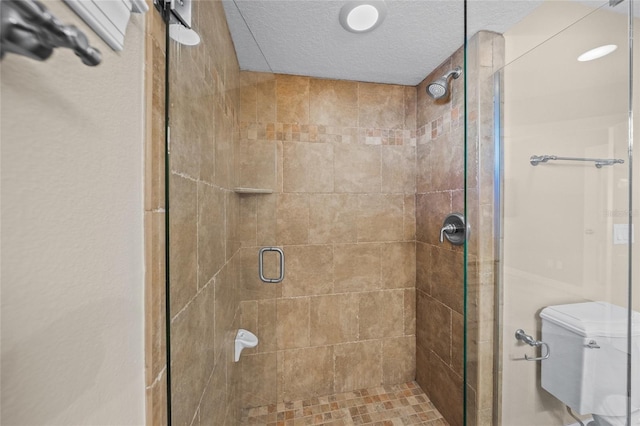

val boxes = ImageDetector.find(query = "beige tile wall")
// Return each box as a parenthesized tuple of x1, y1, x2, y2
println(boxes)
(237, 73, 418, 408)
(414, 32, 504, 426)
(415, 45, 466, 426)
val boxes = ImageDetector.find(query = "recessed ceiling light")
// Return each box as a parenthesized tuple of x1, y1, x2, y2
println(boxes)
(339, 1, 387, 33)
(577, 44, 618, 62)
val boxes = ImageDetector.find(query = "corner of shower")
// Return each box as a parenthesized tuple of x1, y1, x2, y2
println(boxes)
(463, 27, 505, 426)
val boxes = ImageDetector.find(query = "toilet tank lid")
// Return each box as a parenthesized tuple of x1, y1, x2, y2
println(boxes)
(540, 301, 640, 338)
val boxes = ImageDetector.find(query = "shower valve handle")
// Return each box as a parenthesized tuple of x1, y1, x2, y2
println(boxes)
(439, 213, 467, 245)
(439, 224, 457, 243)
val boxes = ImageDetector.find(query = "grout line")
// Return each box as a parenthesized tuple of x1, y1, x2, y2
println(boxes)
(247, 334, 416, 357)
(254, 80, 258, 122)
(171, 170, 198, 183)
(171, 254, 232, 322)
(253, 195, 259, 247)
(145, 365, 167, 390)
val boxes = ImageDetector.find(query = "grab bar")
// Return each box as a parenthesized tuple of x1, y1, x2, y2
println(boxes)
(530, 155, 624, 168)
(515, 329, 550, 361)
(258, 247, 285, 284)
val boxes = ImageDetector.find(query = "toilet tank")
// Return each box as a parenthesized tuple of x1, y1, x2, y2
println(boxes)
(540, 301, 640, 416)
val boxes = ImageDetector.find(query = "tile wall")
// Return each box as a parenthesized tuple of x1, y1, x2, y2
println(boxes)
(415, 46, 466, 426)
(413, 31, 504, 426)
(236, 73, 418, 408)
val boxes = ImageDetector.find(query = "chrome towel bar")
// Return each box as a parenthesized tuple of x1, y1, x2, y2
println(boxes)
(530, 155, 624, 168)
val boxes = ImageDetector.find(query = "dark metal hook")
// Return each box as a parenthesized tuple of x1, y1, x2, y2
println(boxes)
(0, 0, 101, 65)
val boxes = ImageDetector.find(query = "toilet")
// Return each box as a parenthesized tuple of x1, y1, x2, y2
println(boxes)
(540, 301, 640, 426)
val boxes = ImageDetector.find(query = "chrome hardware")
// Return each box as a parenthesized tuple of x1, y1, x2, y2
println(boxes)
(258, 247, 285, 284)
(439, 213, 468, 245)
(530, 155, 624, 168)
(439, 223, 457, 243)
(515, 329, 536, 346)
(0, 0, 101, 65)
(159, 0, 193, 27)
(515, 329, 550, 361)
(584, 339, 601, 349)
(566, 406, 586, 426)
(169, 0, 192, 28)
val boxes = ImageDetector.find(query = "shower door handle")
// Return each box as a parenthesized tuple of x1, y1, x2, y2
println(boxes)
(258, 247, 285, 284)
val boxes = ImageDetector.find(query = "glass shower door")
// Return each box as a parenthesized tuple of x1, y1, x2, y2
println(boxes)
(465, 0, 637, 424)
(165, 1, 279, 423)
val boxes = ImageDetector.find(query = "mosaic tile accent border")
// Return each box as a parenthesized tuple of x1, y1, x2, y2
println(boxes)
(416, 106, 462, 145)
(239, 122, 417, 146)
(241, 382, 448, 426)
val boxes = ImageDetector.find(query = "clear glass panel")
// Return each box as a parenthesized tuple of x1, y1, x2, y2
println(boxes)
(633, 1, 639, 424)
(466, 1, 636, 424)
(166, 0, 278, 423)
(413, 5, 467, 426)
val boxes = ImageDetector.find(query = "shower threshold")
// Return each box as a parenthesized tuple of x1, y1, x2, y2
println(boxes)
(241, 381, 448, 425)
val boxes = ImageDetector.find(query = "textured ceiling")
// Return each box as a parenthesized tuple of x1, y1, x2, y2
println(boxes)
(221, 0, 545, 86)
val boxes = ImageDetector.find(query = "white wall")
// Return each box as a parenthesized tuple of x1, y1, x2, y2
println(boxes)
(0, 3, 146, 424)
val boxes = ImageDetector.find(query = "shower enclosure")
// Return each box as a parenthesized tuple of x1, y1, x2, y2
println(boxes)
(160, 0, 637, 424)
(163, 1, 460, 424)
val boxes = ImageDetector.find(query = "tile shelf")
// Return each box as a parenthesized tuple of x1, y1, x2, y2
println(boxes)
(233, 187, 274, 194)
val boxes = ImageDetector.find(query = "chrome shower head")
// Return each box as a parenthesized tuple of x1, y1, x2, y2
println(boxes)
(426, 66, 462, 100)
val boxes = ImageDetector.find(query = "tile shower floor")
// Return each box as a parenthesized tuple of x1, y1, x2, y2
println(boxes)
(241, 381, 449, 426)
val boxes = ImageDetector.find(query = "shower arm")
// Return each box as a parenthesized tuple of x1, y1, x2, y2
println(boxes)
(444, 67, 462, 80)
